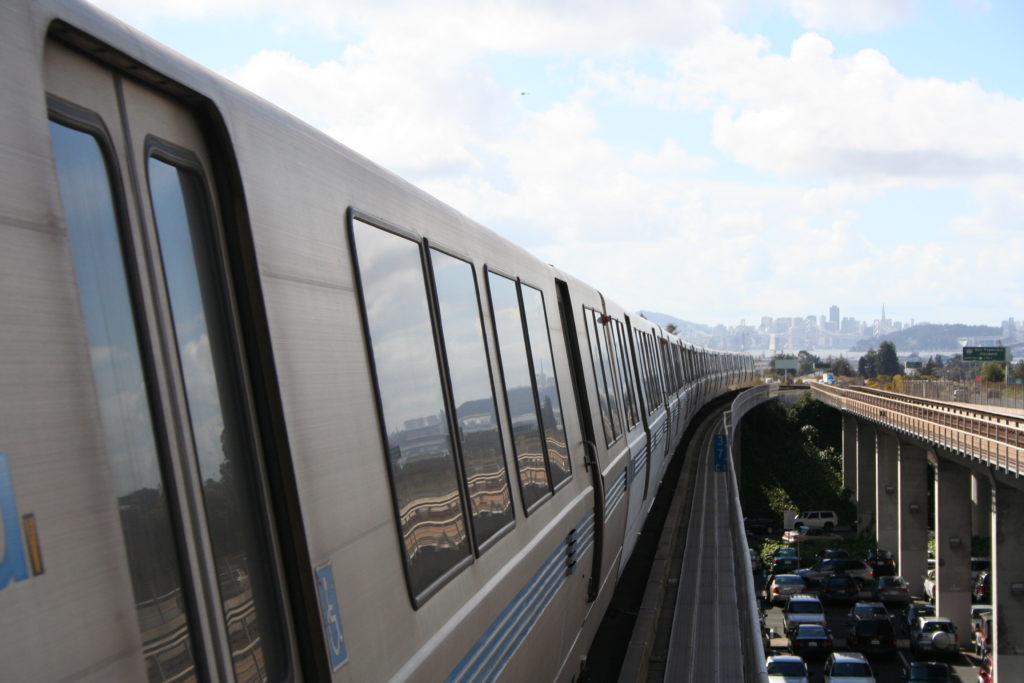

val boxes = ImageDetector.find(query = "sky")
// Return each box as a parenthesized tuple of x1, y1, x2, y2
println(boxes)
(88, 0, 1023, 328)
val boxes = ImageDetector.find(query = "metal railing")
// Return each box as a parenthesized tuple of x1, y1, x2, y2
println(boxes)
(811, 384, 1024, 476)
(901, 379, 1024, 411)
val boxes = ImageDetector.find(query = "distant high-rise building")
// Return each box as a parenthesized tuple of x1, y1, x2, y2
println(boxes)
(829, 305, 839, 325)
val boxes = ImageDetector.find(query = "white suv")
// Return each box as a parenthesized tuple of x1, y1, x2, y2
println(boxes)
(794, 510, 838, 531)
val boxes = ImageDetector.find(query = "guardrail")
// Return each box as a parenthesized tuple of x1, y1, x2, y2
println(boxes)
(723, 384, 778, 683)
(810, 384, 1024, 476)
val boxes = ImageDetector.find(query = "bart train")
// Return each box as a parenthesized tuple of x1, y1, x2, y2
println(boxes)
(0, 1, 755, 680)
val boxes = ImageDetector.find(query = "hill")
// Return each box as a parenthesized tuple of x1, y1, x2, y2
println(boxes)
(850, 323, 1003, 352)
(636, 310, 712, 340)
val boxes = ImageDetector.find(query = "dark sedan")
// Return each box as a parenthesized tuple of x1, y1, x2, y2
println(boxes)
(789, 623, 833, 659)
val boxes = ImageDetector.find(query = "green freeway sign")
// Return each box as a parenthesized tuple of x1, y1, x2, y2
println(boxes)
(905, 361, 923, 369)
(774, 359, 798, 371)
(963, 347, 1007, 362)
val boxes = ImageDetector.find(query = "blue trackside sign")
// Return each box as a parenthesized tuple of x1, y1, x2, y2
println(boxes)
(713, 435, 727, 472)
(315, 562, 349, 671)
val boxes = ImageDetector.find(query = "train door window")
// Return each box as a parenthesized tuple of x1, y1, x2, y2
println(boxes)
(584, 308, 617, 445)
(146, 154, 289, 679)
(428, 248, 514, 550)
(49, 119, 199, 681)
(520, 285, 571, 489)
(350, 220, 472, 605)
(594, 315, 622, 441)
(612, 321, 639, 429)
(487, 273, 549, 510)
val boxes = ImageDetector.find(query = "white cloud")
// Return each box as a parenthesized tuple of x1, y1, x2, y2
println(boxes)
(787, 0, 920, 32)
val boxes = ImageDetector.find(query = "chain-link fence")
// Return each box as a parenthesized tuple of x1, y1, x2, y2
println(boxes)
(901, 379, 1024, 411)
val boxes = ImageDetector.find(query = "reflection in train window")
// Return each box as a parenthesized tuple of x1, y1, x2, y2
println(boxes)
(520, 285, 570, 489)
(148, 156, 286, 678)
(584, 309, 615, 445)
(429, 249, 514, 549)
(594, 313, 622, 441)
(487, 273, 550, 510)
(351, 220, 472, 604)
(613, 320, 639, 429)
(50, 120, 198, 681)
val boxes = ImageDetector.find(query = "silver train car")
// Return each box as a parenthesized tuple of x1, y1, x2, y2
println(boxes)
(0, 1, 756, 680)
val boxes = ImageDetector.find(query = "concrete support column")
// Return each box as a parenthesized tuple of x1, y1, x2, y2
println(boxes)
(856, 421, 876, 535)
(897, 442, 929, 596)
(993, 479, 1024, 679)
(875, 432, 899, 552)
(842, 413, 857, 493)
(972, 473, 992, 540)
(934, 458, 973, 639)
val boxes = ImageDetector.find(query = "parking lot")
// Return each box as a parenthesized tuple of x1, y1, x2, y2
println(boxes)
(760, 570, 983, 681)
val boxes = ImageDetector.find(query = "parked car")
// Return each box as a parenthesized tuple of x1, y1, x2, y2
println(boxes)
(745, 516, 780, 537)
(820, 575, 861, 605)
(783, 595, 827, 636)
(824, 651, 876, 683)
(790, 623, 833, 659)
(772, 546, 801, 573)
(973, 570, 991, 603)
(848, 602, 889, 627)
(970, 557, 991, 583)
(793, 510, 839, 531)
(873, 576, 911, 606)
(750, 548, 763, 573)
(863, 550, 896, 577)
(847, 618, 897, 656)
(784, 527, 841, 544)
(815, 548, 850, 562)
(910, 617, 959, 659)
(766, 654, 810, 683)
(923, 569, 936, 602)
(796, 559, 873, 587)
(901, 603, 935, 634)
(769, 574, 809, 606)
(903, 661, 955, 681)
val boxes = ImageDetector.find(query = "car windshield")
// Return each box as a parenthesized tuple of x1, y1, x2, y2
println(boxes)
(832, 662, 872, 676)
(789, 602, 823, 614)
(881, 578, 904, 588)
(796, 625, 827, 637)
(767, 660, 807, 676)
(855, 620, 892, 636)
(909, 662, 950, 680)
(855, 604, 886, 617)
(923, 621, 953, 633)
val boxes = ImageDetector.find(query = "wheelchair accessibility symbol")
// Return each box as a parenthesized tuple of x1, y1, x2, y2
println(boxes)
(315, 562, 348, 671)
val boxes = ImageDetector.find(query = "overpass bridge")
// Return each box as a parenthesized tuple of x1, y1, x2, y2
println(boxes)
(613, 383, 1024, 681)
(810, 383, 1024, 680)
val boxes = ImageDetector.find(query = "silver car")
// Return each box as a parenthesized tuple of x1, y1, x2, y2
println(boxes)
(910, 616, 959, 658)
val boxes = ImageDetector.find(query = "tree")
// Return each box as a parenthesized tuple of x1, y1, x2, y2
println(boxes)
(830, 357, 853, 377)
(1010, 360, 1024, 381)
(878, 341, 901, 376)
(981, 362, 1005, 382)
(665, 323, 678, 335)
(797, 350, 820, 376)
(859, 349, 878, 378)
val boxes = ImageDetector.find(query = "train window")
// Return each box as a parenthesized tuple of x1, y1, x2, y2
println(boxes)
(350, 219, 472, 605)
(147, 155, 289, 677)
(594, 314, 623, 441)
(584, 309, 616, 445)
(429, 248, 514, 550)
(613, 320, 639, 429)
(520, 285, 571, 490)
(487, 273, 549, 509)
(50, 121, 199, 682)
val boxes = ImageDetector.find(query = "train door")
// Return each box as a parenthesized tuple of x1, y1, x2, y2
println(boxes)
(609, 318, 648, 573)
(45, 39, 299, 681)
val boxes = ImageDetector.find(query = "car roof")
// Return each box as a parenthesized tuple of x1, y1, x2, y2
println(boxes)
(919, 616, 953, 624)
(766, 654, 805, 664)
(788, 595, 822, 603)
(829, 651, 868, 662)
